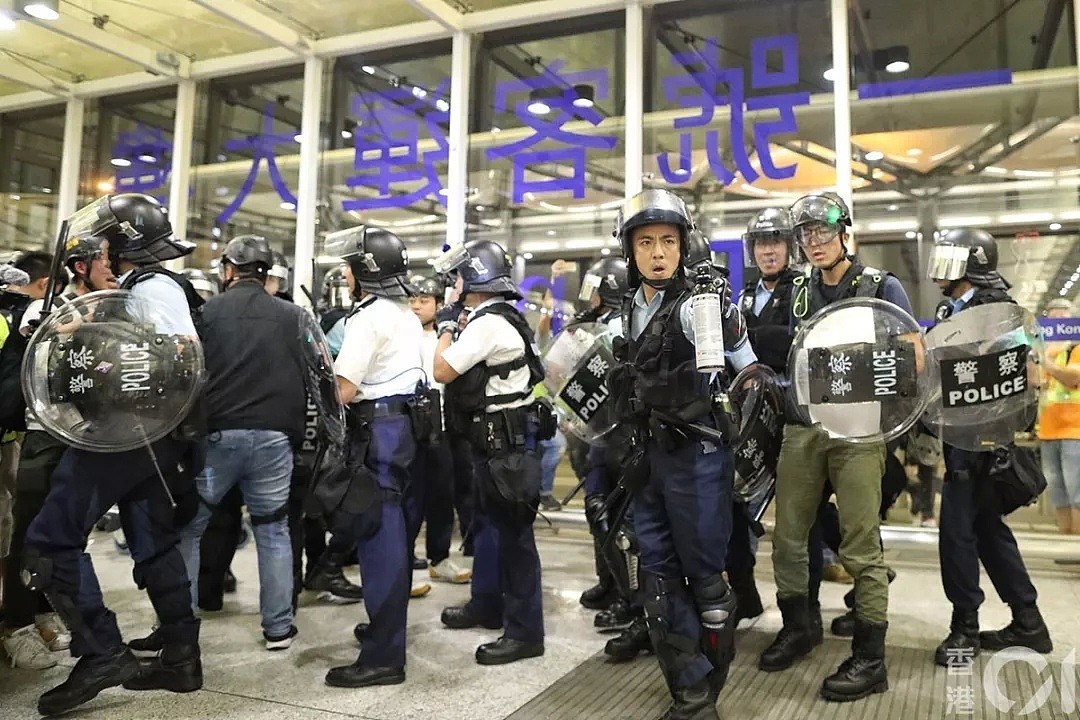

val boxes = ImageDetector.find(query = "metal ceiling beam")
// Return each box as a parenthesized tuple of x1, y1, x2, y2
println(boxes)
(0, 63, 70, 98)
(1033, 0, 1069, 70)
(27, 16, 190, 77)
(463, 0, 624, 33)
(189, 0, 312, 57)
(405, 0, 465, 32)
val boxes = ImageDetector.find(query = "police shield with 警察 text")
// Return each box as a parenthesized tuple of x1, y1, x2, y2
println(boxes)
(605, 189, 758, 720)
(19, 194, 206, 716)
(434, 239, 553, 666)
(923, 227, 1052, 667)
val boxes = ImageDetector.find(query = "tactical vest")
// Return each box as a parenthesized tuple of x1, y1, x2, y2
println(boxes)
(612, 280, 712, 422)
(443, 302, 545, 415)
(790, 260, 887, 330)
(741, 268, 796, 330)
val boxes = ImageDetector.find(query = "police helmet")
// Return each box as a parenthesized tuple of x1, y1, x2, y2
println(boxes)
(928, 228, 1009, 290)
(408, 274, 444, 300)
(457, 240, 521, 300)
(322, 265, 350, 309)
(183, 268, 220, 300)
(68, 194, 195, 265)
(63, 234, 108, 272)
(221, 235, 273, 276)
(268, 250, 290, 282)
(743, 208, 794, 268)
(325, 226, 411, 299)
(614, 189, 694, 288)
(579, 257, 628, 308)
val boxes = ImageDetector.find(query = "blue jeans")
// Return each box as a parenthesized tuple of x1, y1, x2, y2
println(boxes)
(1042, 439, 1080, 508)
(180, 430, 295, 638)
(539, 430, 566, 495)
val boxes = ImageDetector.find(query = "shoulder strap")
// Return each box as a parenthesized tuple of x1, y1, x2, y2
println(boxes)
(122, 266, 205, 313)
(854, 266, 886, 299)
(470, 302, 543, 405)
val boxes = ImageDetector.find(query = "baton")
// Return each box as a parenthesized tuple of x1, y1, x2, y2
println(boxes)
(38, 219, 70, 324)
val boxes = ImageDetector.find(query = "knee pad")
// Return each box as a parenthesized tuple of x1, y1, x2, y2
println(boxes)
(250, 503, 290, 527)
(690, 574, 736, 628)
(21, 547, 54, 593)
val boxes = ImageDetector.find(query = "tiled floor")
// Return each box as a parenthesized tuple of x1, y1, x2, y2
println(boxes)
(2, 521, 1079, 719)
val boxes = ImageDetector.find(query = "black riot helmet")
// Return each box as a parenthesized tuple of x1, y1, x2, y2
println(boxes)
(220, 235, 273, 281)
(325, 226, 411, 299)
(614, 189, 695, 289)
(684, 229, 712, 271)
(408, 273, 444, 301)
(579, 256, 628, 309)
(68, 194, 195, 267)
(63, 234, 108, 272)
(456, 240, 521, 300)
(789, 192, 851, 269)
(743, 208, 794, 278)
(928, 227, 1009, 291)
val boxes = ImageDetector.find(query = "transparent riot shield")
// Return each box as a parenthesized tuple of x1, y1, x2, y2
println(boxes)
(923, 303, 1041, 451)
(788, 297, 933, 443)
(542, 322, 619, 442)
(299, 311, 346, 450)
(21, 290, 204, 453)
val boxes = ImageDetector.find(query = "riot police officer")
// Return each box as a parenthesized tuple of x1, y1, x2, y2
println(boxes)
(607, 189, 755, 720)
(763, 193, 913, 702)
(22, 194, 204, 715)
(739, 208, 799, 373)
(182, 269, 220, 302)
(323, 226, 423, 688)
(927, 228, 1052, 666)
(435, 240, 550, 666)
(406, 274, 471, 584)
(266, 250, 292, 299)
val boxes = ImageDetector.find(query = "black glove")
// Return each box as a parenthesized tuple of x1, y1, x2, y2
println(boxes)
(436, 301, 465, 336)
(584, 493, 610, 537)
(934, 299, 953, 323)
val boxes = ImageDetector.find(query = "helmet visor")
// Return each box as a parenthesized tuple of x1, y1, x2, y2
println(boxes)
(927, 243, 970, 281)
(268, 263, 289, 281)
(790, 195, 849, 229)
(323, 227, 366, 260)
(616, 190, 692, 237)
(66, 197, 125, 244)
(579, 272, 602, 302)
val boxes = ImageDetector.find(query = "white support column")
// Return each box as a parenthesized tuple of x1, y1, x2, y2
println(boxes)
(56, 98, 85, 235)
(166, 80, 196, 271)
(1075, 0, 1080, 117)
(624, 0, 645, 198)
(293, 56, 325, 308)
(446, 31, 473, 247)
(830, 0, 853, 242)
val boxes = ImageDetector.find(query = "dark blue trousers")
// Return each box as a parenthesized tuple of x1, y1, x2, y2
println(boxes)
(467, 447, 544, 643)
(352, 413, 415, 668)
(636, 434, 732, 690)
(939, 449, 1037, 611)
(24, 437, 197, 657)
(405, 442, 455, 565)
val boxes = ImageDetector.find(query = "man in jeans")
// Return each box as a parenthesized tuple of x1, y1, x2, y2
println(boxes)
(177, 236, 309, 650)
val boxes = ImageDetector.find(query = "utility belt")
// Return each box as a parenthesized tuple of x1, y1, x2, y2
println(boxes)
(468, 399, 556, 457)
(350, 396, 412, 422)
(643, 405, 733, 454)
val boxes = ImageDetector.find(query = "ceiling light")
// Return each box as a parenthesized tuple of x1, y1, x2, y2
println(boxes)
(885, 60, 910, 73)
(137, 154, 156, 163)
(211, 227, 221, 238)
(435, 98, 449, 112)
(864, 150, 884, 162)
(1061, 288, 1069, 296)
(293, 134, 302, 143)
(906, 148, 922, 157)
(41, 187, 51, 193)
(1050, 222, 1062, 231)
(572, 84, 595, 109)
(280, 201, 296, 210)
(438, 188, 449, 197)
(97, 181, 114, 192)
(341, 129, 353, 140)
(9, 194, 20, 200)
(475, 205, 485, 211)
(546, 230, 556, 236)
(1071, 272, 1079, 282)
(823, 68, 837, 82)
(21, 1, 59, 21)
(984, 166, 1007, 175)
(904, 231, 917, 239)
(600, 248, 611, 256)
(361, 65, 375, 74)
(411, 86, 427, 99)
(491, 126, 501, 133)
(888, 204, 899, 211)
(527, 100, 551, 115)
(523, 252, 534, 260)
(110, 157, 132, 168)
(210, 242, 219, 251)
(0, 12, 16, 30)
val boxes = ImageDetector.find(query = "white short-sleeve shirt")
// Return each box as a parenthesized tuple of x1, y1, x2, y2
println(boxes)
(335, 295, 424, 401)
(441, 299, 534, 412)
